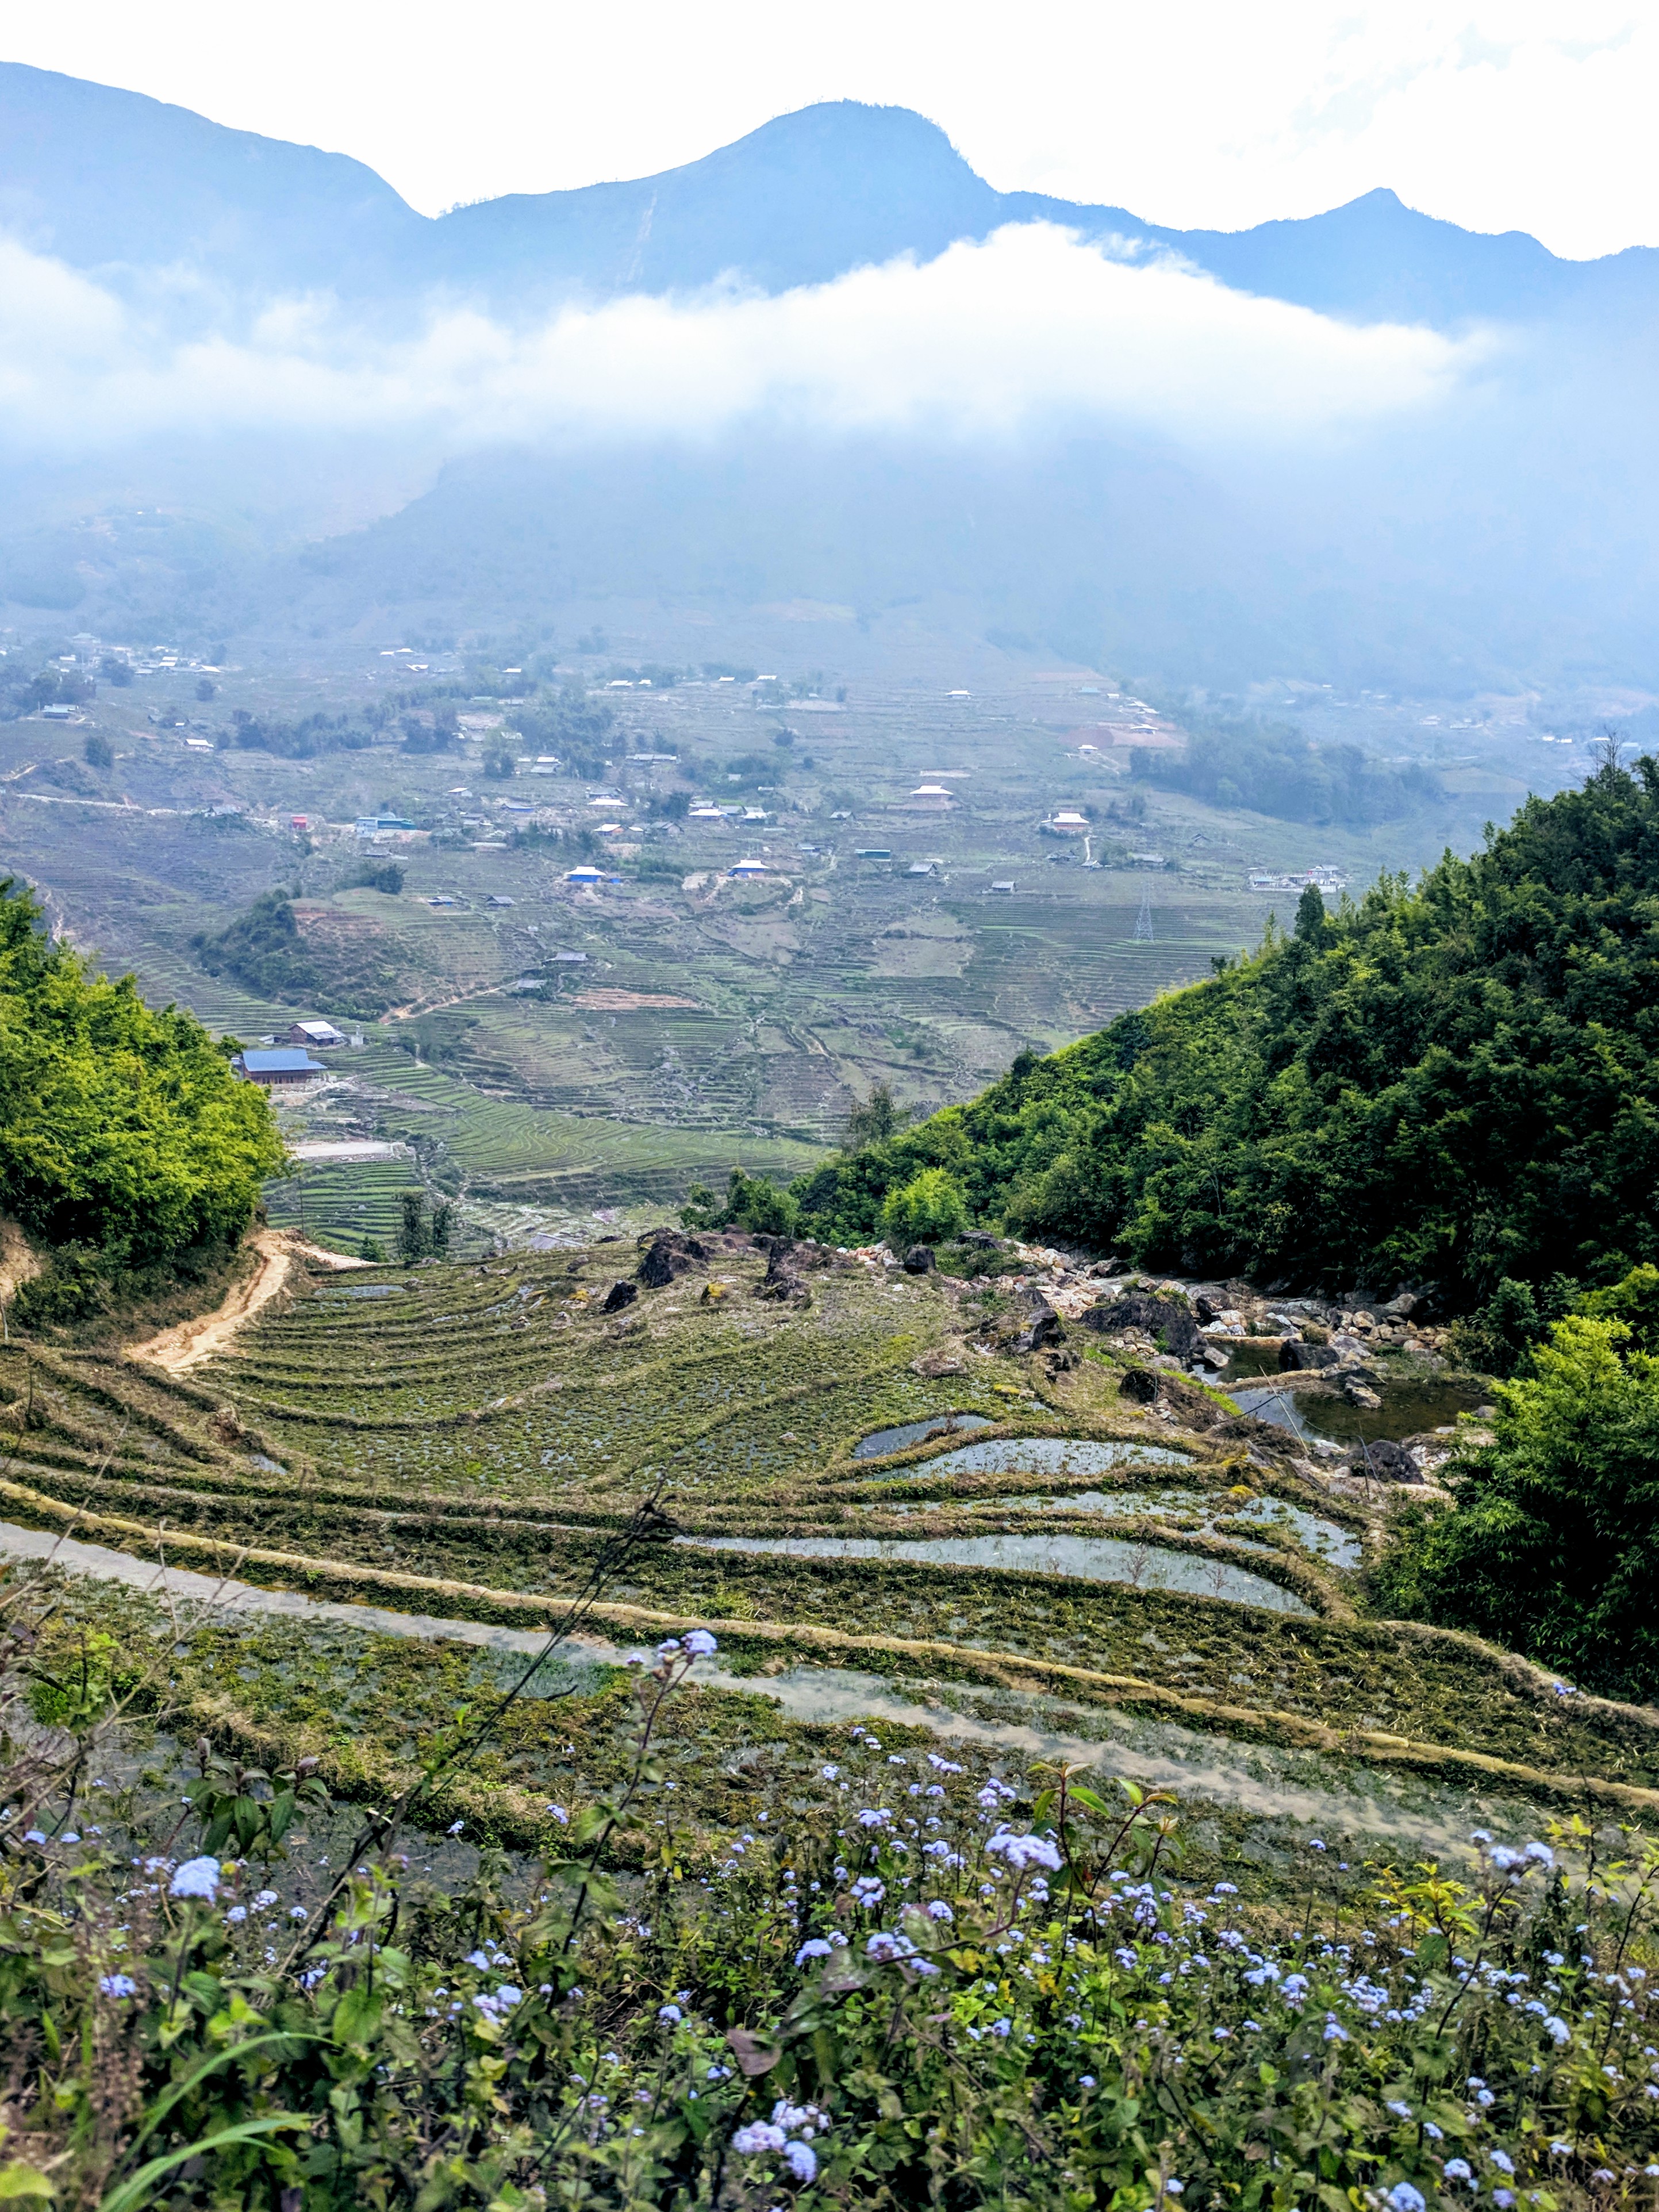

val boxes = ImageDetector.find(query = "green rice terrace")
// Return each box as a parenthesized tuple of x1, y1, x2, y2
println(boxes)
(6, 1226, 1658, 1884)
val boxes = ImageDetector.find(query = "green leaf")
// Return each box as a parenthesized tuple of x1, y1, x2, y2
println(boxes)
(99, 2115, 305, 2212)
(0, 2165, 55, 2201)
(333, 1986, 385, 2047)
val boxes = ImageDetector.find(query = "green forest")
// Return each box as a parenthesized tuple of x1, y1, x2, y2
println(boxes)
(782, 754, 1659, 1313)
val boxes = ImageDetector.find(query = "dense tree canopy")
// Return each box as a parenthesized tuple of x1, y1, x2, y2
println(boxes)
(0, 881, 283, 1268)
(1132, 716, 1441, 825)
(793, 755, 1659, 1307)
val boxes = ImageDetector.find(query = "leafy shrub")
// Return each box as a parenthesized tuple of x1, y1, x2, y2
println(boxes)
(682, 1168, 798, 1237)
(0, 881, 281, 1273)
(881, 1167, 968, 1248)
(83, 732, 113, 770)
(1369, 1314, 1659, 1698)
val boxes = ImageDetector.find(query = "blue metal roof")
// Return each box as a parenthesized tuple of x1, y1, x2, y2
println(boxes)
(239, 1049, 324, 1072)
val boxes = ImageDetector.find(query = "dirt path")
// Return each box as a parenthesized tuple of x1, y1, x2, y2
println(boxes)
(126, 1230, 367, 1374)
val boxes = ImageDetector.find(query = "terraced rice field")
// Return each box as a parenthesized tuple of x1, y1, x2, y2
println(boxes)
(6, 1235, 1658, 1874)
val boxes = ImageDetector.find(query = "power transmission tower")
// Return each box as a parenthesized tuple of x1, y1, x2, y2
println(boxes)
(1132, 882, 1154, 943)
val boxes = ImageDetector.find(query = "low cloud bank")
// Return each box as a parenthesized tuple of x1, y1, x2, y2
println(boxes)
(0, 222, 1482, 460)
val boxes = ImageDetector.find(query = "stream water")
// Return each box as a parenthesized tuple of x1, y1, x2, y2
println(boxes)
(1232, 1377, 1490, 1447)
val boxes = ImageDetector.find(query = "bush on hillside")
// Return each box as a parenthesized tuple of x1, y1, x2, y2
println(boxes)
(791, 755, 1659, 1308)
(881, 1166, 967, 1249)
(1369, 1312, 1659, 1698)
(0, 880, 282, 1282)
(682, 1168, 799, 1238)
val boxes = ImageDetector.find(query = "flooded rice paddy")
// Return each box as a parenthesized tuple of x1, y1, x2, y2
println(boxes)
(674, 1530, 1315, 1612)
(1232, 1377, 1491, 1447)
(851, 1412, 995, 1458)
(884, 1437, 1193, 1478)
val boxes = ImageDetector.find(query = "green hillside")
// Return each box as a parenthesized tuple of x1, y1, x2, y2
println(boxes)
(790, 754, 1659, 1311)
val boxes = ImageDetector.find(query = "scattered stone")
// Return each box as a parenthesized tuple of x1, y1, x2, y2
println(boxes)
(600, 1280, 638, 1314)
(1342, 1378, 1382, 1409)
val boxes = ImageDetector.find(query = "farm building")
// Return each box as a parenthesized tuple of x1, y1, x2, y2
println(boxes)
(232, 1047, 327, 1088)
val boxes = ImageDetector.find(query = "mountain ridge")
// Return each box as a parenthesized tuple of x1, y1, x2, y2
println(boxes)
(5, 61, 1657, 330)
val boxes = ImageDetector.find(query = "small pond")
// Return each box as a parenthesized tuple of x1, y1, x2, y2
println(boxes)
(851, 1413, 994, 1460)
(674, 1531, 1313, 1614)
(1232, 1377, 1490, 1447)
(323, 1284, 409, 1301)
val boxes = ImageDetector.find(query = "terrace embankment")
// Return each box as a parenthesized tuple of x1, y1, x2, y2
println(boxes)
(3, 1230, 1648, 1846)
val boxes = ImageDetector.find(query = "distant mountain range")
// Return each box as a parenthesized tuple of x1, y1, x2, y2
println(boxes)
(3, 63, 1657, 693)
(4, 61, 1656, 332)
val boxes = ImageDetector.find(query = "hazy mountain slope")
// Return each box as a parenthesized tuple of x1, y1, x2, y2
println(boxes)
(431, 103, 1007, 299)
(0, 62, 423, 292)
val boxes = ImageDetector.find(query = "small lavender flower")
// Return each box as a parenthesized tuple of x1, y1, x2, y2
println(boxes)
(732, 2121, 786, 2154)
(169, 1856, 221, 1902)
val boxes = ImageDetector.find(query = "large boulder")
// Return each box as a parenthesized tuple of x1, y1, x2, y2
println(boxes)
(903, 1243, 936, 1274)
(1078, 1291, 1203, 1362)
(600, 1279, 639, 1314)
(636, 1228, 709, 1288)
(1280, 1339, 1340, 1371)
(1349, 1437, 1420, 1483)
(1019, 1302, 1065, 1352)
(754, 1240, 812, 1305)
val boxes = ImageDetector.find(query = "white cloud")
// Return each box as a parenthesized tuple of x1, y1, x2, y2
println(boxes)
(0, 221, 1483, 460)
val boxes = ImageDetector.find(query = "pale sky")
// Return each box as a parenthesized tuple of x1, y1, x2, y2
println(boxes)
(6, 1, 1658, 259)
